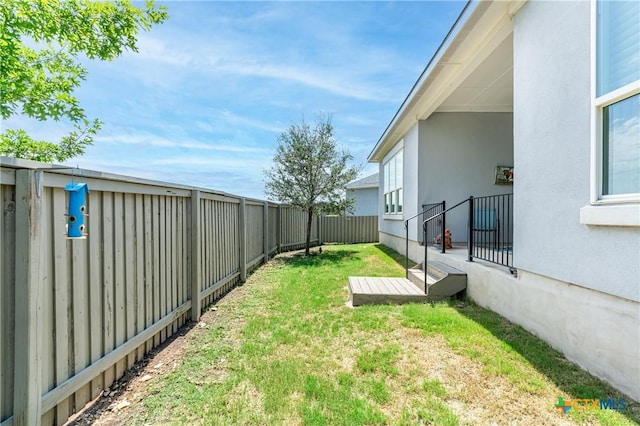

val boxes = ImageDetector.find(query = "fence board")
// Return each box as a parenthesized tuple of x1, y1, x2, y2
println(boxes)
(52, 189, 70, 424)
(320, 216, 378, 244)
(39, 188, 55, 426)
(123, 193, 136, 368)
(1, 184, 16, 423)
(143, 195, 153, 350)
(102, 192, 115, 389)
(135, 194, 145, 360)
(113, 194, 126, 377)
(88, 191, 104, 399)
(72, 235, 91, 411)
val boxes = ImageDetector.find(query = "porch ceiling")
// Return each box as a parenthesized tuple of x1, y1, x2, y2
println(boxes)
(368, 1, 522, 163)
(437, 34, 513, 113)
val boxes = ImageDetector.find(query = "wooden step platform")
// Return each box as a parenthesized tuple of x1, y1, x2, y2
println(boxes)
(348, 276, 427, 306)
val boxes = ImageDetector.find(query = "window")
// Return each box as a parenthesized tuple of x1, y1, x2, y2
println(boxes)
(582, 0, 640, 226)
(595, 0, 640, 199)
(384, 149, 403, 214)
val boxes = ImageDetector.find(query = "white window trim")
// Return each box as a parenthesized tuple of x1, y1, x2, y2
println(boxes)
(580, 204, 640, 227)
(383, 141, 404, 219)
(586, 0, 640, 227)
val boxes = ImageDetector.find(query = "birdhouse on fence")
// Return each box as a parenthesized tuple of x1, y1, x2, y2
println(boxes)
(65, 182, 89, 239)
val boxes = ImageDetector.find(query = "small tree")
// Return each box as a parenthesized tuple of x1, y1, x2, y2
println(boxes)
(0, 0, 168, 162)
(265, 115, 359, 255)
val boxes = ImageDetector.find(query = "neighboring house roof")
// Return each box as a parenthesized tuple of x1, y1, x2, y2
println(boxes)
(346, 173, 379, 190)
(368, 0, 524, 162)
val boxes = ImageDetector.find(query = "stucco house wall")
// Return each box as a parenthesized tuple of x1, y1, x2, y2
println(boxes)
(371, 0, 639, 400)
(417, 112, 514, 243)
(514, 0, 640, 303)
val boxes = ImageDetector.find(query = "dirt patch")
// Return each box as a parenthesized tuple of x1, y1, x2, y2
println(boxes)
(66, 285, 252, 426)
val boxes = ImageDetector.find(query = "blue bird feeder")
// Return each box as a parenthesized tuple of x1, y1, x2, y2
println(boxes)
(65, 182, 89, 239)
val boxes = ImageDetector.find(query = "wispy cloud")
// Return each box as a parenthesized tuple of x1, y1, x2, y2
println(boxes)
(93, 133, 268, 153)
(4, 1, 467, 199)
(150, 156, 270, 170)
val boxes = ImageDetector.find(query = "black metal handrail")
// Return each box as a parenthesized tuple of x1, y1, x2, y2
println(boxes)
(420, 202, 445, 248)
(418, 198, 469, 294)
(404, 194, 515, 295)
(404, 201, 445, 284)
(467, 193, 514, 269)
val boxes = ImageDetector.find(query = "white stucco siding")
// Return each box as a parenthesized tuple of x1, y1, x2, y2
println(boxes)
(417, 112, 514, 242)
(347, 188, 378, 216)
(514, 0, 640, 302)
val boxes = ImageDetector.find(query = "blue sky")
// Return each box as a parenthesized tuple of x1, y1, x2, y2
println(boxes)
(5, 1, 466, 199)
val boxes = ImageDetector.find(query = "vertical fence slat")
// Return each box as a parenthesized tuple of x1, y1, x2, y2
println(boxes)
(89, 191, 104, 399)
(169, 196, 176, 331)
(39, 188, 54, 426)
(143, 195, 153, 351)
(190, 191, 201, 321)
(135, 194, 145, 360)
(52, 189, 70, 424)
(1, 182, 16, 424)
(72, 236, 91, 411)
(239, 199, 247, 282)
(113, 194, 126, 378)
(124, 193, 136, 368)
(102, 192, 115, 388)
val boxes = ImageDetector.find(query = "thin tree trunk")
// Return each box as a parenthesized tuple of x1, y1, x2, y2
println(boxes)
(305, 208, 313, 256)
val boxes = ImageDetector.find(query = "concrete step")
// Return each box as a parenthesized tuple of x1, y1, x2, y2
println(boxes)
(408, 261, 467, 301)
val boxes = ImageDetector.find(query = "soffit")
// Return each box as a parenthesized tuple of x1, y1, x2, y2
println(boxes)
(437, 33, 513, 112)
(369, 0, 516, 162)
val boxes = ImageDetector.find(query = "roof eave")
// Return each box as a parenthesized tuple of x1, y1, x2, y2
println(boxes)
(368, 0, 494, 163)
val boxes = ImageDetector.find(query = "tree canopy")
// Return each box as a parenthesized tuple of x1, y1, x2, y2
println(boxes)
(265, 115, 359, 255)
(0, 0, 168, 162)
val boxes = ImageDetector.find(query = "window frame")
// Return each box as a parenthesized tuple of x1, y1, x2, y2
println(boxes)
(383, 145, 403, 218)
(584, 0, 640, 226)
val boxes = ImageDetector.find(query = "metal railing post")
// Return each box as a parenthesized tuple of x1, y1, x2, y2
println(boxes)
(404, 220, 409, 278)
(468, 196, 474, 262)
(423, 221, 428, 294)
(441, 200, 446, 254)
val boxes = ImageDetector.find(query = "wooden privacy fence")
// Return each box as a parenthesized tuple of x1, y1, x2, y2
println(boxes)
(319, 215, 378, 244)
(0, 159, 314, 426)
(0, 158, 377, 426)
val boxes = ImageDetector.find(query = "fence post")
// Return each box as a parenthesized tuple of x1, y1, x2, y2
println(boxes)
(13, 169, 43, 426)
(276, 204, 281, 253)
(318, 215, 323, 246)
(239, 198, 247, 282)
(190, 190, 201, 322)
(263, 201, 269, 261)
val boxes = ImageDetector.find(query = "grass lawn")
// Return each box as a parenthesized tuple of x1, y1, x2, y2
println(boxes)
(129, 244, 638, 425)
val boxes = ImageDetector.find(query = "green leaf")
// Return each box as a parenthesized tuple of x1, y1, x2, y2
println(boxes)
(0, 0, 168, 161)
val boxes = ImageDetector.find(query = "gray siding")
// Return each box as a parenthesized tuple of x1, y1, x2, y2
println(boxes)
(347, 188, 378, 216)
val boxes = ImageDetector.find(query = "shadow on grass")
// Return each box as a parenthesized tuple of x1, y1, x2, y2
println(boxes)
(373, 244, 409, 269)
(453, 301, 640, 423)
(284, 248, 359, 268)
